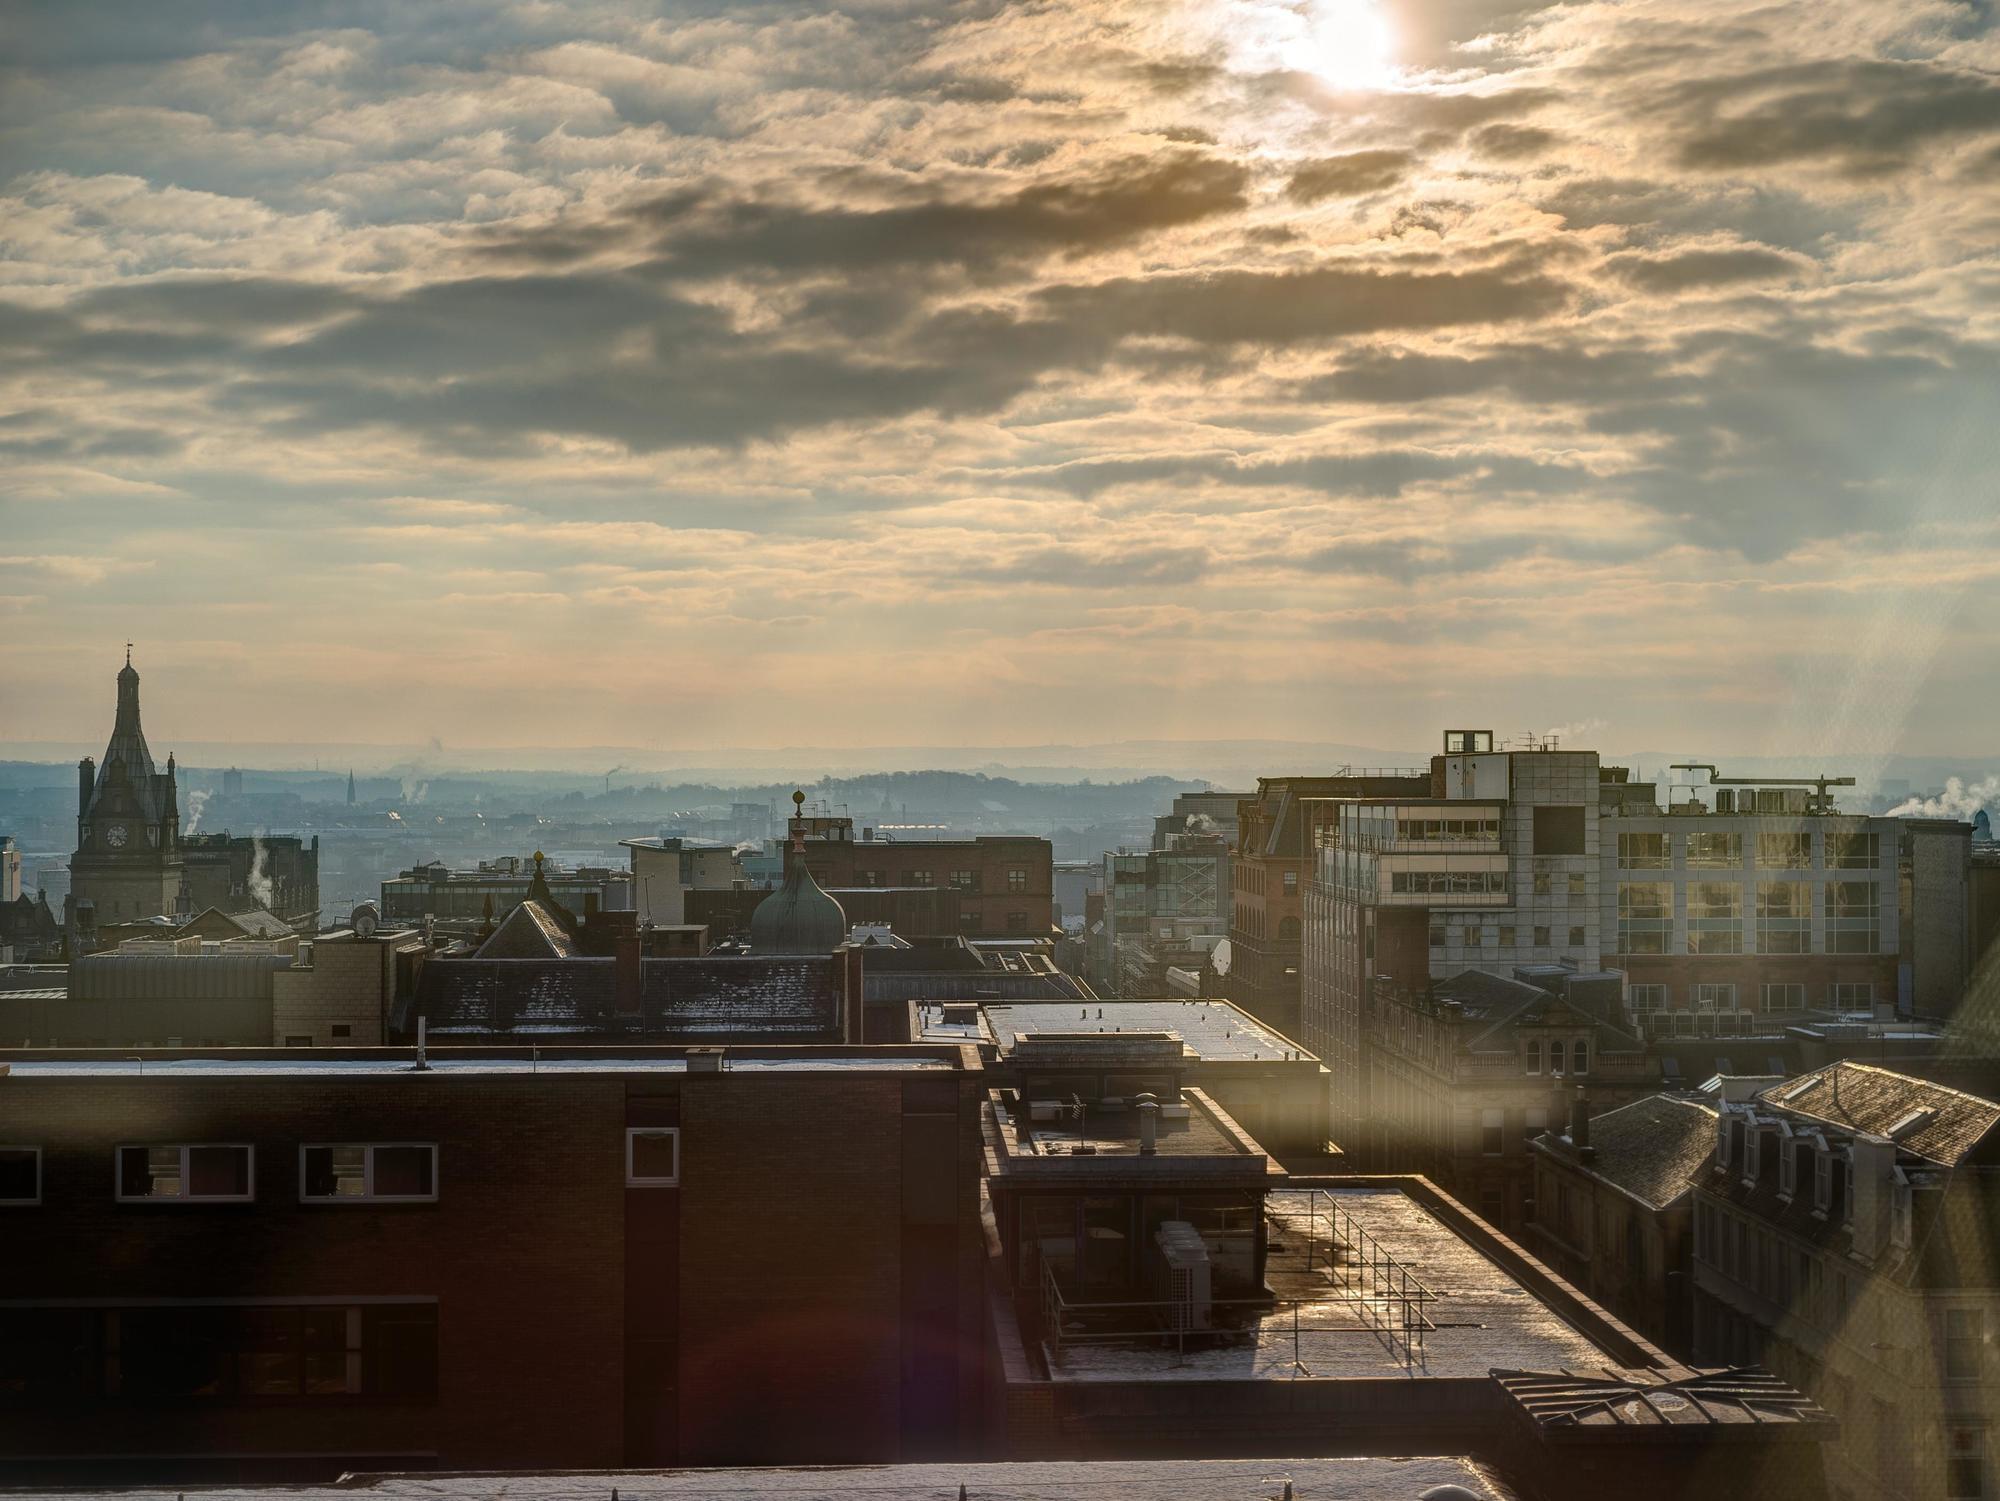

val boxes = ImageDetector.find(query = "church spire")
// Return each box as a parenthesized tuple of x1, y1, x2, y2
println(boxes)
(105, 648, 156, 780)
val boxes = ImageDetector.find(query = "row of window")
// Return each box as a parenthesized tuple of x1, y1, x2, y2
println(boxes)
(0, 1302, 438, 1404)
(1431, 921, 1589, 950)
(0, 1130, 682, 1207)
(1617, 831, 1881, 870)
(1523, 1038, 1590, 1076)
(1627, 981, 1875, 1013)
(852, 868, 1032, 892)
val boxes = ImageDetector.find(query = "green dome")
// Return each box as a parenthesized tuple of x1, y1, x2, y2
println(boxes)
(750, 857, 847, 955)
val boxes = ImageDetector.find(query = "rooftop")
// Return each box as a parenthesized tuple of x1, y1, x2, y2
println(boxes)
(960, 999, 1314, 1064)
(1496, 1367, 1835, 1440)
(1539, 1094, 1716, 1209)
(0, 1047, 959, 1078)
(1042, 1186, 1613, 1383)
(46, 1457, 1516, 1501)
(1760, 1061, 2000, 1165)
(988, 1085, 1276, 1168)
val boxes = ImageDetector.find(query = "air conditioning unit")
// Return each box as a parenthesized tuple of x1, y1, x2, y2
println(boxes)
(1155, 1220, 1213, 1330)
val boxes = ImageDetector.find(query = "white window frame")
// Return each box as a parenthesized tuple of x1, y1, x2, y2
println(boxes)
(0, 1145, 42, 1206)
(115, 1143, 256, 1203)
(298, 1143, 440, 1204)
(625, 1127, 680, 1187)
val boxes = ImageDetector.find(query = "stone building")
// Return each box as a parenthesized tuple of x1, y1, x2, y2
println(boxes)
(1530, 1092, 1716, 1355)
(67, 652, 184, 941)
(785, 806, 1052, 938)
(1693, 1061, 2000, 1501)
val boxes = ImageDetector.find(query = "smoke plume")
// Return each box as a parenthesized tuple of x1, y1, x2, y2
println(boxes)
(1889, 776, 2000, 820)
(184, 789, 211, 835)
(247, 837, 274, 909)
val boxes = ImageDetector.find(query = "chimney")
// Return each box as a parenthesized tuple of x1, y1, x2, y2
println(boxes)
(1849, 1134, 1896, 1262)
(584, 891, 600, 922)
(843, 944, 865, 1043)
(78, 757, 95, 818)
(614, 929, 642, 1017)
(1136, 1092, 1159, 1155)
(687, 1047, 723, 1074)
(1570, 1084, 1592, 1154)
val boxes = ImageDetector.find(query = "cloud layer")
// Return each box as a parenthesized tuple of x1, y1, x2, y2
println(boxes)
(2, 0, 1997, 757)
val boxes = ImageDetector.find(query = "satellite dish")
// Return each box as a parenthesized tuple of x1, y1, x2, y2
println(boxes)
(1210, 937, 1233, 977)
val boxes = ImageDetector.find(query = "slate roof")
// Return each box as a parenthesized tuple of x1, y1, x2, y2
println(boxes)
(1433, 968, 1647, 1057)
(1549, 1094, 1716, 1209)
(867, 969, 1090, 1003)
(474, 899, 576, 959)
(1758, 1061, 2000, 1167)
(398, 955, 840, 1039)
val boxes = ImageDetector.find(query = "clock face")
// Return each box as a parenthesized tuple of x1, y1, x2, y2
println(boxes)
(104, 823, 129, 849)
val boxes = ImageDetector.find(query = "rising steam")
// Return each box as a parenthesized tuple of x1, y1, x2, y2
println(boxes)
(247, 837, 274, 909)
(184, 788, 211, 835)
(1888, 775, 2000, 820)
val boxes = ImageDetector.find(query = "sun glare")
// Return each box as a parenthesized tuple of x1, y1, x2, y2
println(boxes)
(1294, 0, 1396, 89)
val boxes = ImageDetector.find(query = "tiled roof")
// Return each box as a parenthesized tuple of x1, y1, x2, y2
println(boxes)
(1560, 1094, 1716, 1208)
(1760, 1062, 2000, 1166)
(1495, 1366, 1834, 1439)
(399, 956, 839, 1039)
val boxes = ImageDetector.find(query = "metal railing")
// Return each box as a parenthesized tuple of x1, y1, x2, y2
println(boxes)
(1036, 1189, 1437, 1375)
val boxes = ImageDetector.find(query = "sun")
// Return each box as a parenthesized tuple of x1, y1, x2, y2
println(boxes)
(1293, 0, 1396, 90)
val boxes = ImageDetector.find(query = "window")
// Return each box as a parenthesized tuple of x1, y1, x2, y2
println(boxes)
(1006, 911, 1028, 933)
(1533, 924, 1551, 947)
(1526, 1039, 1544, 1074)
(1533, 805, 1587, 855)
(1572, 1039, 1589, 1075)
(1826, 882, 1879, 953)
(1282, 870, 1297, 894)
(1946, 1309, 1985, 1383)
(1550, 1039, 1567, 1074)
(1567, 872, 1587, 899)
(1832, 981, 1874, 1007)
(95, 1302, 438, 1401)
(949, 869, 977, 890)
(1618, 882, 1673, 953)
(1760, 983, 1807, 1012)
(1533, 871, 1552, 896)
(331, 1024, 351, 1039)
(857, 869, 880, 887)
(906, 869, 933, 887)
(1429, 919, 1447, 948)
(301, 1144, 437, 1203)
(960, 911, 984, 933)
(1686, 831, 1742, 868)
(0, 1147, 40, 1205)
(1619, 831, 1669, 868)
(1757, 832, 1812, 868)
(1947, 1427, 1984, 1501)
(1695, 982, 1737, 1009)
(1827, 831, 1879, 869)
(626, 1127, 679, 1186)
(1391, 870, 1507, 895)
(1630, 984, 1669, 1012)
(1568, 925, 1586, 948)
(1688, 882, 1744, 953)
(1007, 867, 1027, 892)
(1756, 881, 1811, 953)
(116, 1145, 253, 1202)
(1779, 1139, 1798, 1196)
(1497, 924, 1516, 948)
(1524, 1106, 1548, 1140)
(1481, 1108, 1505, 1155)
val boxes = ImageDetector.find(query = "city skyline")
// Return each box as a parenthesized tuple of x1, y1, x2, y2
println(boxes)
(4, 0, 1998, 754)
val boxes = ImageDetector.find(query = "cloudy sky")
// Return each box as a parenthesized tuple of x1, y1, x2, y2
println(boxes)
(2, 0, 1997, 759)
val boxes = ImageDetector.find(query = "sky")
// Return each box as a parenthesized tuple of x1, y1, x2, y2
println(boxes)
(2, 0, 1998, 760)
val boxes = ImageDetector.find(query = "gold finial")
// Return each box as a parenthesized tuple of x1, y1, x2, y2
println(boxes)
(792, 789, 806, 812)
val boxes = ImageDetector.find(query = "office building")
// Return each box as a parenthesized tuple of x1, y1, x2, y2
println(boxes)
(785, 806, 1053, 938)
(1097, 834, 1231, 997)
(380, 856, 632, 925)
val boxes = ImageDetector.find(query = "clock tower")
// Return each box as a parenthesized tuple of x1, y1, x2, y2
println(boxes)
(68, 648, 184, 938)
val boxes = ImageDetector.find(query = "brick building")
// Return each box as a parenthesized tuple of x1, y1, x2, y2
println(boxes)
(785, 814, 1052, 938)
(1227, 771, 1429, 1038)
(0, 1044, 988, 1480)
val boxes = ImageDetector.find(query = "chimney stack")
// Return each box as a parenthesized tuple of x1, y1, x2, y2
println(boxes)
(614, 929, 642, 1016)
(1136, 1092, 1159, 1155)
(1570, 1084, 1591, 1154)
(1849, 1134, 1896, 1262)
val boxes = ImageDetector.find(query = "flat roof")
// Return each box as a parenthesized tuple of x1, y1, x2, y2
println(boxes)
(0, 1052, 957, 1078)
(38, 1456, 1515, 1501)
(920, 999, 1315, 1063)
(1045, 1186, 1611, 1383)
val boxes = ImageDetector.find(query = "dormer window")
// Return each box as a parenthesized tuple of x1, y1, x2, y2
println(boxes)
(1779, 1138, 1798, 1198)
(1744, 1122, 1762, 1184)
(1891, 1168, 1913, 1250)
(1716, 1114, 1733, 1169)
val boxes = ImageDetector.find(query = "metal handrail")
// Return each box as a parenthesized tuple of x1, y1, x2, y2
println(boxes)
(1037, 1189, 1438, 1373)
